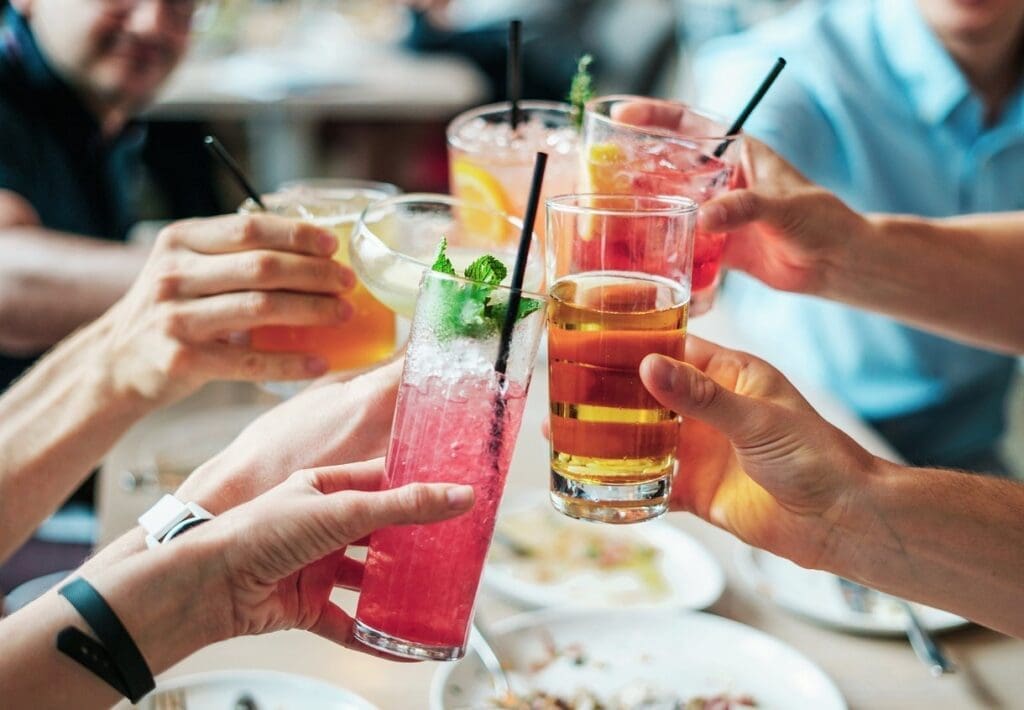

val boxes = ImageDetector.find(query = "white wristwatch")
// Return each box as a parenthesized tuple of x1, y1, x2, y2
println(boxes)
(138, 494, 214, 549)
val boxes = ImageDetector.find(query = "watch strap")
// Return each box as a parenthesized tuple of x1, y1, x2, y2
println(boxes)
(58, 578, 155, 702)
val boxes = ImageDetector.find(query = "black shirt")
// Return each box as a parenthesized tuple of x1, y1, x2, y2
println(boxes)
(0, 5, 145, 392)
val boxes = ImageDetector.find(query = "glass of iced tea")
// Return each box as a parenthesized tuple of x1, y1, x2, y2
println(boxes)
(546, 194, 697, 524)
(583, 96, 741, 316)
(240, 180, 399, 396)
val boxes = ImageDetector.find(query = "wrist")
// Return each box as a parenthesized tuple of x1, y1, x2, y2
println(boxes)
(815, 209, 883, 300)
(819, 454, 905, 585)
(86, 531, 231, 675)
(175, 452, 256, 515)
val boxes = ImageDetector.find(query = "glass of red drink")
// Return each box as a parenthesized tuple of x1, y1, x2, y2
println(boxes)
(353, 267, 547, 661)
(546, 194, 697, 523)
(582, 96, 741, 316)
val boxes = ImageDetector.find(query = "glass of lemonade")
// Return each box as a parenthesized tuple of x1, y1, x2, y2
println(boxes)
(546, 194, 697, 524)
(447, 100, 579, 244)
(351, 193, 544, 319)
(583, 96, 740, 316)
(354, 268, 547, 661)
(240, 180, 399, 394)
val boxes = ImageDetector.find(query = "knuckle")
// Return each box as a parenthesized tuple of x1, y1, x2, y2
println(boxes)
(244, 291, 276, 319)
(239, 352, 266, 378)
(397, 483, 436, 515)
(688, 368, 720, 410)
(153, 265, 183, 301)
(249, 252, 280, 281)
(166, 342, 196, 377)
(237, 215, 261, 248)
(159, 305, 189, 338)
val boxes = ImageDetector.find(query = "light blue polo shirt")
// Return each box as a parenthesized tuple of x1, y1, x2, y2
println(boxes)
(693, 0, 1024, 467)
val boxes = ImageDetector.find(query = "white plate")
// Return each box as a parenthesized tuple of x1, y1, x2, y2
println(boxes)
(735, 545, 969, 636)
(483, 496, 724, 611)
(131, 670, 378, 710)
(431, 609, 846, 709)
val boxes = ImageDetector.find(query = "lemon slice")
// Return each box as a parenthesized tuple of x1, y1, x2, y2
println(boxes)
(451, 157, 512, 246)
(584, 142, 629, 194)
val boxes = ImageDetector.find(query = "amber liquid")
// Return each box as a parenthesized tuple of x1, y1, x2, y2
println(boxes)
(251, 219, 396, 371)
(548, 272, 688, 486)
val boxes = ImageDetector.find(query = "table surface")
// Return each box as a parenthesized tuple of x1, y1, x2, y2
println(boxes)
(149, 40, 488, 122)
(100, 310, 1024, 710)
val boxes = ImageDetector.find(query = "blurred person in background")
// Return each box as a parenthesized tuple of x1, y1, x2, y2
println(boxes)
(402, 0, 677, 100)
(0, 0, 219, 396)
(691, 0, 1024, 474)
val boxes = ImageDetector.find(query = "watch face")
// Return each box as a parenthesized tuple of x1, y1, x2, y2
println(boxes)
(138, 494, 189, 539)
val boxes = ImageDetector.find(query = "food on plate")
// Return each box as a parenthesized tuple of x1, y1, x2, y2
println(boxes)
(489, 508, 671, 601)
(488, 685, 758, 709)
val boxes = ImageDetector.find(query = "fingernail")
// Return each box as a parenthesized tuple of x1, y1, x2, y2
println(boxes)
(445, 485, 474, 510)
(336, 298, 354, 321)
(336, 263, 356, 290)
(317, 230, 338, 255)
(644, 354, 678, 392)
(305, 356, 329, 376)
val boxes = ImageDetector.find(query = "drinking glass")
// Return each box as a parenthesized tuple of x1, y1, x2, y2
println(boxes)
(353, 269, 547, 660)
(239, 181, 399, 395)
(583, 96, 741, 315)
(351, 194, 545, 319)
(447, 100, 579, 244)
(546, 194, 697, 524)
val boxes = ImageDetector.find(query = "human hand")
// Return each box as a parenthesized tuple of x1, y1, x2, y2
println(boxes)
(639, 337, 879, 570)
(177, 359, 403, 514)
(186, 460, 474, 650)
(700, 137, 872, 294)
(98, 214, 355, 406)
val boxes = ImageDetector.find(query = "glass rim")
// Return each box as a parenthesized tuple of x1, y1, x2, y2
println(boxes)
(447, 100, 573, 150)
(241, 182, 398, 215)
(420, 267, 548, 302)
(546, 193, 699, 216)
(584, 94, 740, 142)
(357, 192, 545, 300)
(278, 178, 401, 197)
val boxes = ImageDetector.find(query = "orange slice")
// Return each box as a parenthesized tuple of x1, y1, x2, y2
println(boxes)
(451, 157, 512, 246)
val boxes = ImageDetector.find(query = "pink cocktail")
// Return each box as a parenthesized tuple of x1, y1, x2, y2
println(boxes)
(354, 268, 546, 661)
(582, 96, 741, 315)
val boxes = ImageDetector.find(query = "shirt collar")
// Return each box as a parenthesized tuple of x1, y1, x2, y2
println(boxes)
(874, 0, 972, 126)
(1, 5, 107, 141)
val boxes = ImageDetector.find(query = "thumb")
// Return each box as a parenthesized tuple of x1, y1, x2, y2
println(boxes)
(700, 189, 789, 234)
(640, 353, 770, 445)
(327, 483, 475, 544)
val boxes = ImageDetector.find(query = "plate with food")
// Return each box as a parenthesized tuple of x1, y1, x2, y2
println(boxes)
(483, 496, 725, 612)
(431, 608, 846, 709)
(734, 545, 968, 636)
(127, 670, 378, 710)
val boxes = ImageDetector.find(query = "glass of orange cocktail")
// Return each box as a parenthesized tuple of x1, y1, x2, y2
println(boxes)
(546, 194, 697, 524)
(240, 181, 400, 392)
(447, 101, 578, 246)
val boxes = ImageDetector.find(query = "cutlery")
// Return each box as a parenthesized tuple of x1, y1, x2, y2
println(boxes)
(469, 618, 512, 697)
(836, 577, 955, 676)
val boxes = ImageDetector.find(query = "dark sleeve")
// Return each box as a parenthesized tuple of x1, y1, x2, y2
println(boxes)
(0, 104, 41, 203)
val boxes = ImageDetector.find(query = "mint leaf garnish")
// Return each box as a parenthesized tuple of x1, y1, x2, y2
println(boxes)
(464, 255, 507, 286)
(569, 54, 595, 130)
(431, 237, 456, 276)
(428, 238, 544, 340)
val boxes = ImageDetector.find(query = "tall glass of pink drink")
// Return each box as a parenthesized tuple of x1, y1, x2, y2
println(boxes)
(353, 268, 546, 661)
(582, 96, 741, 316)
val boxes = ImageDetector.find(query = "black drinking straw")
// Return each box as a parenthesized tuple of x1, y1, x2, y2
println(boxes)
(507, 20, 523, 131)
(712, 57, 787, 158)
(494, 151, 547, 376)
(203, 135, 266, 210)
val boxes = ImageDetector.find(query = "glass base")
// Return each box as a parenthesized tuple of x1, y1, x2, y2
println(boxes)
(689, 284, 717, 317)
(549, 470, 670, 524)
(352, 619, 466, 661)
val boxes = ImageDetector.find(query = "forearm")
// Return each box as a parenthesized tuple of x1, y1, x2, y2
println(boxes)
(829, 459, 1024, 637)
(0, 537, 226, 708)
(0, 314, 155, 562)
(0, 227, 147, 353)
(821, 213, 1024, 354)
